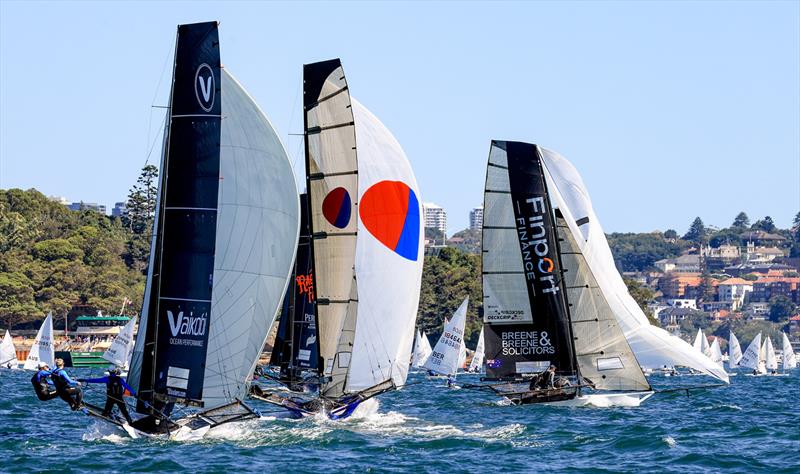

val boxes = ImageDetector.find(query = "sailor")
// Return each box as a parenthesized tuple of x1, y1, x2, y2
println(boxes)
(446, 375, 456, 388)
(540, 365, 556, 390)
(50, 358, 83, 410)
(30, 363, 59, 401)
(79, 368, 134, 424)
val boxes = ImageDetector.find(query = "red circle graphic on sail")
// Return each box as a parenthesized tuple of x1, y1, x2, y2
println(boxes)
(322, 187, 352, 228)
(359, 180, 420, 261)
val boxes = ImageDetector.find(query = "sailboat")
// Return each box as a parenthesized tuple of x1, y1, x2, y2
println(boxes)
(106, 21, 299, 439)
(411, 329, 433, 369)
(693, 329, 711, 357)
(102, 315, 137, 370)
(262, 193, 319, 392)
(728, 330, 743, 368)
(1, 330, 20, 369)
(468, 328, 485, 373)
(739, 332, 765, 375)
(424, 297, 468, 383)
(23, 313, 54, 371)
(764, 336, 779, 375)
(478, 142, 728, 407)
(251, 58, 424, 419)
(708, 337, 724, 370)
(781, 333, 797, 370)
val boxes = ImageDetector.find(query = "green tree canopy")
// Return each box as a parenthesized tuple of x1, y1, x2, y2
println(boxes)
(683, 217, 707, 244)
(732, 212, 750, 229)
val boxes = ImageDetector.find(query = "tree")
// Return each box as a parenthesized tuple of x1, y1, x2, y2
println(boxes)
(123, 165, 158, 235)
(682, 217, 707, 244)
(607, 232, 683, 272)
(731, 212, 750, 229)
(768, 295, 796, 323)
(623, 278, 659, 326)
(752, 216, 776, 233)
(663, 229, 678, 240)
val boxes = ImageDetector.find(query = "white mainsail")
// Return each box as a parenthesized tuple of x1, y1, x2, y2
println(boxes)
(24, 313, 54, 371)
(738, 332, 763, 374)
(708, 337, 724, 369)
(424, 297, 468, 377)
(729, 331, 743, 367)
(420, 331, 433, 365)
(102, 316, 137, 369)
(1, 330, 20, 368)
(468, 328, 485, 373)
(538, 149, 728, 383)
(764, 336, 778, 372)
(781, 333, 796, 370)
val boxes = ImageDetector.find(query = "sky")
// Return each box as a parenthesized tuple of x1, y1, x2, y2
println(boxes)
(1, 1, 798, 235)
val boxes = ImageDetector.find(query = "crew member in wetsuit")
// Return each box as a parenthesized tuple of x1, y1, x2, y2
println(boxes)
(79, 368, 134, 424)
(540, 365, 556, 390)
(30, 363, 58, 401)
(51, 358, 83, 410)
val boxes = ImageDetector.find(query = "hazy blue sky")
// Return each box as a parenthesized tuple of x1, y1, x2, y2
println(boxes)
(1, 1, 798, 234)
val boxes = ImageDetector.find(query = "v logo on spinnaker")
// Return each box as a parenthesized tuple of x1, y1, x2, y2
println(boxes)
(167, 310, 183, 337)
(198, 76, 212, 102)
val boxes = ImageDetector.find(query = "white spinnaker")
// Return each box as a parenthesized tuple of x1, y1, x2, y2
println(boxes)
(24, 313, 54, 371)
(1, 330, 19, 367)
(729, 331, 743, 366)
(738, 333, 763, 373)
(764, 336, 778, 371)
(468, 328, 485, 372)
(103, 316, 137, 369)
(781, 333, 796, 369)
(344, 98, 424, 394)
(538, 148, 728, 382)
(200, 70, 300, 409)
(709, 338, 723, 368)
(424, 298, 468, 377)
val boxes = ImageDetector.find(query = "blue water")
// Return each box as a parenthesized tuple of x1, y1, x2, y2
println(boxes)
(1, 369, 798, 473)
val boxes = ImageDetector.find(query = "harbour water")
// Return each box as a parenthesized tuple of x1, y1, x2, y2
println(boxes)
(1, 369, 798, 473)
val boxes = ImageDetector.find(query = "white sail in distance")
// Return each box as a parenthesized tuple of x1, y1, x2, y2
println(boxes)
(103, 316, 137, 369)
(709, 337, 724, 369)
(24, 313, 54, 371)
(729, 331, 743, 366)
(738, 332, 763, 373)
(468, 328, 485, 373)
(424, 297, 468, 377)
(764, 336, 778, 372)
(781, 333, 796, 370)
(412, 330, 433, 368)
(538, 149, 728, 383)
(1, 330, 20, 367)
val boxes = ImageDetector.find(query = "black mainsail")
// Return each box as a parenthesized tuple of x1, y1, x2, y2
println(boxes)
(126, 21, 300, 433)
(269, 193, 319, 384)
(482, 141, 577, 381)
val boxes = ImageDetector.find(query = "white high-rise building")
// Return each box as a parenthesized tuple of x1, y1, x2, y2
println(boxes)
(469, 206, 483, 231)
(423, 202, 447, 239)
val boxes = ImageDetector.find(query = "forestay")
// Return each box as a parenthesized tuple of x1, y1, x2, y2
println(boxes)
(24, 313, 54, 371)
(538, 148, 729, 383)
(424, 298, 468, 377)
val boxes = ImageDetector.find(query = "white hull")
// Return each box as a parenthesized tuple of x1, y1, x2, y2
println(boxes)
(543, 391, 655, 407)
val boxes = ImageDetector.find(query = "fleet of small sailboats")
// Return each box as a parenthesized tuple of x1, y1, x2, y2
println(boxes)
(4, 19, 797, 441)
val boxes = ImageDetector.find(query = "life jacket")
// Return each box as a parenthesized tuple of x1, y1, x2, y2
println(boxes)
(50, 368, 70, 392)
(107, 375, 124, 398)
(30, 371, 51, 396)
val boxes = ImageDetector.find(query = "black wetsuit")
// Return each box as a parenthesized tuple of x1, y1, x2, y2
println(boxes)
(31, 370, 58, 401)
(81, 374, 133, 423)
(540, 370, 555, 389)
(51, 367, 83, 409)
